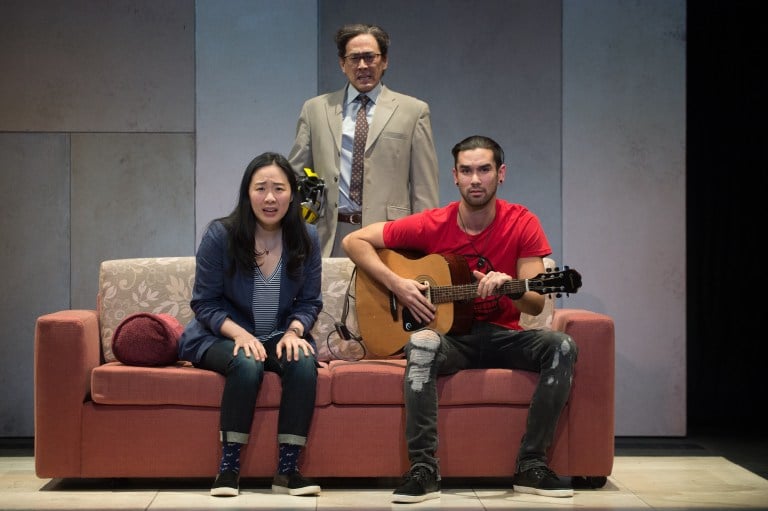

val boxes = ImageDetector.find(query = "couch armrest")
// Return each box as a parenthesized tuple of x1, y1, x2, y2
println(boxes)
(34, 310, 101, 478)
(551, 308, 615, 474)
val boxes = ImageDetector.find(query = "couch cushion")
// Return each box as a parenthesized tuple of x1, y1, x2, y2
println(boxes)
(99, 257, 196, 363)
(328, 360, 537, 406)
(329, 360, 406, 404)
(112, 313, 183, 366)
(95, 255, 551, 365)
(91, 362, 333, 407)
(98, 256, 360, 364)
(437, 367, 539, 405)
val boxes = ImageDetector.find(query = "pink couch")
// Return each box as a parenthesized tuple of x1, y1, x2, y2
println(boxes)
(34, 256, 614, 486)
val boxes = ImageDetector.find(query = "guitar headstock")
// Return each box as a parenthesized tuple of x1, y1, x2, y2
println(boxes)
(529, 266, 582, 295)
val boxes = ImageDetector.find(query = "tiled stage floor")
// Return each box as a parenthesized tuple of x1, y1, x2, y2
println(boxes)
(1, 436, 766, 510)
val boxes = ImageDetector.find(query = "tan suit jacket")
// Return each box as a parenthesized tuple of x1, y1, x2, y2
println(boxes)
(288, 85, 439, 256)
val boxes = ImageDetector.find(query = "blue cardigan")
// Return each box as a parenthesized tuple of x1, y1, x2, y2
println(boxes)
(178, 220, 323, 364)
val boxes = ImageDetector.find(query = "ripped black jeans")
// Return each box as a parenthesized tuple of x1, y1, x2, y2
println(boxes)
(403, 322, 578, 475)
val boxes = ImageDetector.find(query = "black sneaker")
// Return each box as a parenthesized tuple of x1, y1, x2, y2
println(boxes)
(271, 471, 321, 496)
(391, 465, 440, 503)
(210, 470, 239, 497)
(513, 466, 573, 497)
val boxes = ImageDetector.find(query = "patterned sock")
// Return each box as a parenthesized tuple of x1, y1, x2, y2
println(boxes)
(219, 441, 242, 474)
(277, 443, 301, 475)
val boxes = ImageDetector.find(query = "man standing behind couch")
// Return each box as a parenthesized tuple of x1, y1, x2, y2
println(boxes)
(288, 23, 439, 257)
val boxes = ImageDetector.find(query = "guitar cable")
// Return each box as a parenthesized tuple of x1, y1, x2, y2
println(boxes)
(325, 266, 367, 361)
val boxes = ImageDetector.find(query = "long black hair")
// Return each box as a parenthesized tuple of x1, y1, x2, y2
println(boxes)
(218, 152, 312, 278)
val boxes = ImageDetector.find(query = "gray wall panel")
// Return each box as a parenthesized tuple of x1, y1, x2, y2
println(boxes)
(0, 0, 195, 132)
(195, 0, 318, 243)
(71, 133, 195, 309)
(0, 133, 70, 436)
(563, 0, 686, 434)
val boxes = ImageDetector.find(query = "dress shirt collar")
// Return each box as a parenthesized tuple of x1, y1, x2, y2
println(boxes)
(345, 83, 382, 107)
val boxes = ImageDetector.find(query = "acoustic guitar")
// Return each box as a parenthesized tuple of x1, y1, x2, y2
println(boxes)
(354, 249, 582, 357)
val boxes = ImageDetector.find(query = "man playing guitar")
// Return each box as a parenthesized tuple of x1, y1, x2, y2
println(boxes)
(342, 135, 578, 503)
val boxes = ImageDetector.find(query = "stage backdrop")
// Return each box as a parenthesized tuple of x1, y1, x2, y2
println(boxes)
(0, 0, 684, 437)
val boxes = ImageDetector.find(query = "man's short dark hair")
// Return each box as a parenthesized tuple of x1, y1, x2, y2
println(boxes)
(451, 135, 505, 168)
(335, 23, 390, 58)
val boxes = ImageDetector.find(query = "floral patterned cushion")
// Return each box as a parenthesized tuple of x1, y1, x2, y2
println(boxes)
(519, 257, 557, 330)
(98, 257, 195, 363)
(97, 255, 555, 364)
(311, 257, 365, 362)
(97, 256, 361, 363)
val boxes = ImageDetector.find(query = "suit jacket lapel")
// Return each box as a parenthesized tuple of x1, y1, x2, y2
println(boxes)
(324, 89, 346, 152)
(368, 85, 396, 150)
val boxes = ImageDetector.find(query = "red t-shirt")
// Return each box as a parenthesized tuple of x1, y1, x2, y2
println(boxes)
(382, 200, 551, 330)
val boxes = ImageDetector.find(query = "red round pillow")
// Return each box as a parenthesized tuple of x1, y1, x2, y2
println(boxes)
(111, 313, 183, 366)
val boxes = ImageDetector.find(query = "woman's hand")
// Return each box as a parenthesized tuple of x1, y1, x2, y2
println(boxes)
(277, 329, 315, 361)
(232, 332, 266, 361)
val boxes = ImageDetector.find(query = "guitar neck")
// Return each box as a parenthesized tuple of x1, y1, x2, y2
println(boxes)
(430, 280, 526, 304)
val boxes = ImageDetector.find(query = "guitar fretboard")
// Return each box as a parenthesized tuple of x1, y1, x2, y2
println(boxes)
(429, 280, 527, 304)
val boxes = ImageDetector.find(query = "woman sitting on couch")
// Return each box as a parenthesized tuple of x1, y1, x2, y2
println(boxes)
(178, 152, 323, 497)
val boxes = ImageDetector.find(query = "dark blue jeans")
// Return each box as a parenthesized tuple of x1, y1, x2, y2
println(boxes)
(198, 336, 318, 446)
(403, 322, 578, 475)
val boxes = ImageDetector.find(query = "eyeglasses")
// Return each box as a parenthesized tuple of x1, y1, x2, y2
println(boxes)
(344, 52, 381, 65)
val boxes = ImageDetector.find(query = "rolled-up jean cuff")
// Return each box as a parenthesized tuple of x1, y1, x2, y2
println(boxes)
(277, 433, 307, 446)
(221, 431, 249, 444)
